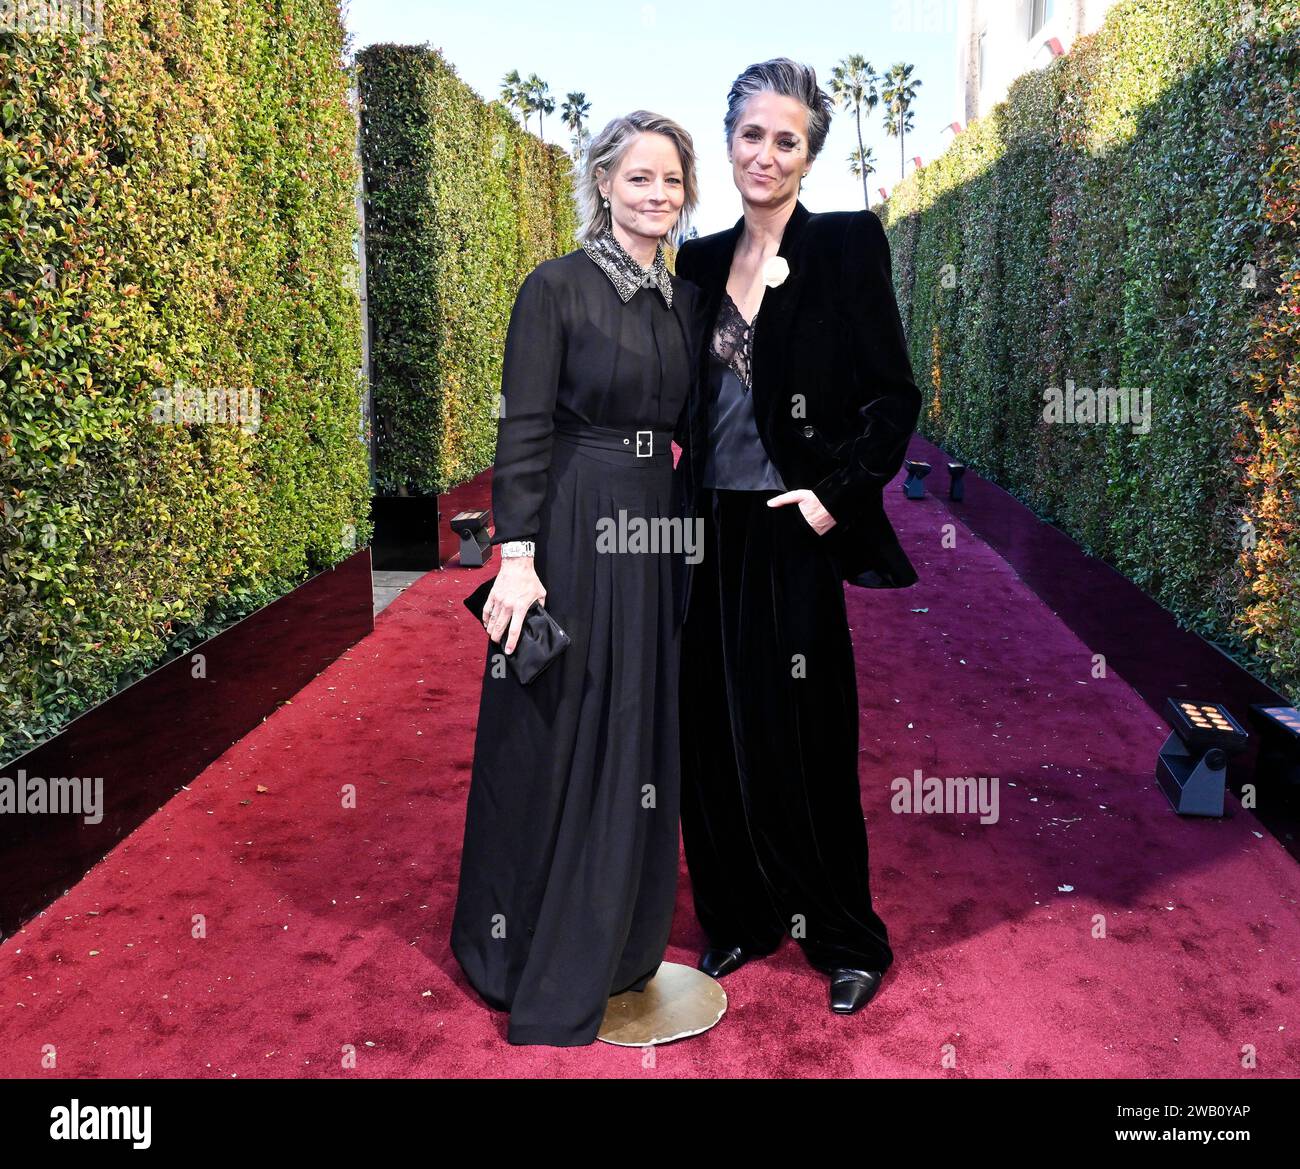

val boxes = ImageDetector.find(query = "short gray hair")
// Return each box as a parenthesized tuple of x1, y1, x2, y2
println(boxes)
(575, 110, 699, 245)
(723, 58, 833, 162)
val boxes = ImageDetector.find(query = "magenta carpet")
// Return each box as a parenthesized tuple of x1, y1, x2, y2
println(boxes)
(2, 451, 1298, 1078)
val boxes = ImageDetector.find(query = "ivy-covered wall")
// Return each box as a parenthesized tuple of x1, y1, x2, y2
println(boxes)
(0, 0, 372, 762)
(881, 0, 1299, 704)
(357, 44, 579, 497)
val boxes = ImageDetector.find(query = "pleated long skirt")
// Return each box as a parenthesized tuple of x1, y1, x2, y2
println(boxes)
(679, 487, 894, 974)
(450, 432, 682, 1046)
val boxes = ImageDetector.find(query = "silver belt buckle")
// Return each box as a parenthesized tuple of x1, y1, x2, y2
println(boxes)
(635, 429, 653, 457)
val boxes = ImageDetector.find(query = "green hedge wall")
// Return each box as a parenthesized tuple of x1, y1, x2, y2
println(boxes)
(881, 0, 1300, 704)
(357, 44, 579, 497)
(0, 0, 371, 763)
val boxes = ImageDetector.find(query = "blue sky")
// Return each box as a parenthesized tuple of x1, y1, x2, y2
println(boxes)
(341, 0, 961, 234)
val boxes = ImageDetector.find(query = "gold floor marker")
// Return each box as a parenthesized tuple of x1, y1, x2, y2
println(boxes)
(597, 961, 727, 1046)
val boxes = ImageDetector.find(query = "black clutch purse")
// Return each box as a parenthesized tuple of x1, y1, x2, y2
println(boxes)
(463, 575, 571, 685)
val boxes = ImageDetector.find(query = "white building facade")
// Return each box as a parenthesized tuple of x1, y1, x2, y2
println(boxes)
(956, 0, 1122, 124)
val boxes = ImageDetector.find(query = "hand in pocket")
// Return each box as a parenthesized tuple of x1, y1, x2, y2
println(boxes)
(765, 489, 837, 535)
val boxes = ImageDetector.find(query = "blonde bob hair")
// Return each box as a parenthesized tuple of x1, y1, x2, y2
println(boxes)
(575, 110, 699, 246)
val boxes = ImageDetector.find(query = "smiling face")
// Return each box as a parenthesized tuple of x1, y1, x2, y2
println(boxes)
(728, 90, 812, 208)
(598, 131, 686, 245)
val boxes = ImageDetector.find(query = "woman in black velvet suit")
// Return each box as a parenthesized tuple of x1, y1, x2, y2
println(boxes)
(673, 58, 921, 1013)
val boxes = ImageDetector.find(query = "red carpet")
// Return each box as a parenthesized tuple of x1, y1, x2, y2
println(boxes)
(2, 452, 1298, 1078)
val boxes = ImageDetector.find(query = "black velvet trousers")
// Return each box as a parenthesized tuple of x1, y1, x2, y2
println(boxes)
(680, 487, 894, 974)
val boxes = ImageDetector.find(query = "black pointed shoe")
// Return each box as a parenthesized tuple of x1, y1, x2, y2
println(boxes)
(699, 945, 749, 979)
(828, 968, 884, 1013)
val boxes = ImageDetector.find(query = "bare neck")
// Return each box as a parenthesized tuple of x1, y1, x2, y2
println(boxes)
(736, 196, 797, 261)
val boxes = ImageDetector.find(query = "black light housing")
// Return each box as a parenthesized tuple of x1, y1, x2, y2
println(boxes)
(1248, 705, 1300, 787)
(948, 462, 966, 502)
(1155, 698, 1249, 816)
(450, 509, 492, 568)
(902, 460, 931, 500)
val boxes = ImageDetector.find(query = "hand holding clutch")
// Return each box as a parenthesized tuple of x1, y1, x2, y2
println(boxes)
(479, 557, 545, 650)
(463, 576, 571, 685)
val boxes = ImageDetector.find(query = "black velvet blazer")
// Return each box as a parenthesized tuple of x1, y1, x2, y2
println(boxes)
(673, 199, 922, 615)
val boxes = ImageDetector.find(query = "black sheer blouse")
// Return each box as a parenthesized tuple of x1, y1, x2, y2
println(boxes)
(700, 290, 786, 491)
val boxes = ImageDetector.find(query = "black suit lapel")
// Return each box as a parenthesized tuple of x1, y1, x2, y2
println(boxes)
(750, 199, 811, 427)
(681, 199, 812, 493)
(695, 219, 740, 339)
(680, 223, 738, 503)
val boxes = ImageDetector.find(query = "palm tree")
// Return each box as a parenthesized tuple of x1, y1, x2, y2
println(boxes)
(881, 62, 921, 182)
(883, 103, 916, 181)
(571, 125, 592, 166)
(524, 74, 555, 142)
(829, 54, 879, 208)
(562, 91, 591, 163)
(848, 146, 876, 192)
(500, 69, 527, 129)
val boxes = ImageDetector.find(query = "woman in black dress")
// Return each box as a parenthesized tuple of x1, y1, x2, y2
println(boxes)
(450, 112, 702, 1046)
(673, 59, 921, 1014)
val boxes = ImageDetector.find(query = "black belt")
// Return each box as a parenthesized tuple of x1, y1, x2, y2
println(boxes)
(553, 420, 673, 458)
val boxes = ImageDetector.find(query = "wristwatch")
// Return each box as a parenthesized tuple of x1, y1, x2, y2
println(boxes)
(500, 539, 536, 558)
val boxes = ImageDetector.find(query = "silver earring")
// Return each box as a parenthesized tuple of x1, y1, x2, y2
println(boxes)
(602, 197, 610, 208)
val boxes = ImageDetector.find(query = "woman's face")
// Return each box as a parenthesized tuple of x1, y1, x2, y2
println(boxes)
(599, 132, 686, 242)
(728, 91, 812, 207)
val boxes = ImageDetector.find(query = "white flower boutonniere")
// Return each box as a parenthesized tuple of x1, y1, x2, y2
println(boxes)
(761, 256, 790, 288)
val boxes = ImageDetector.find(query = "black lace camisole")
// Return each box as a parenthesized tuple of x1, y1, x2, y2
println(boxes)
(700, 290, 787, 491)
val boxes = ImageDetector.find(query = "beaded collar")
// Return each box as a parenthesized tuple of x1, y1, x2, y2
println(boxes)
(582, 227, 674, 308)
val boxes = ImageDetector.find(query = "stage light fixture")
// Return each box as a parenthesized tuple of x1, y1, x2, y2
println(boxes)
(902, 460, 931, 500)
(450, 509, 492, 567)
(1248, 705, 1300, 787)
(1155, 698, 1248, 816)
